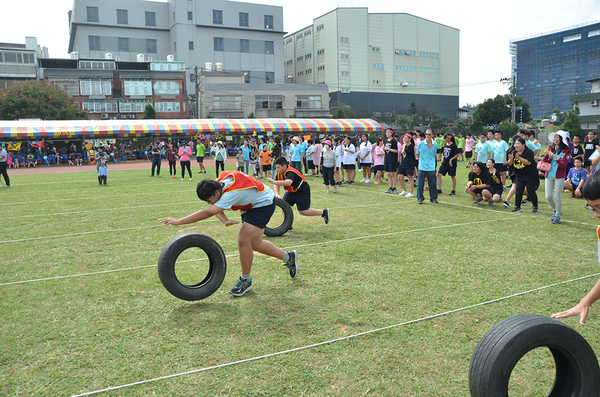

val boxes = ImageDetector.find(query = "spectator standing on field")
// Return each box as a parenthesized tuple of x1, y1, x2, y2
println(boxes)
(213, 141, 227, 178)
(542, 131, 571, 224)
(415, 129, 439, 204)
(321, 140, 338, 193)
(359, 134, 372, 183)
(474, 133, 492, 164)
(196, 139, 207, 174)
(436, 133, 460, 195)
(457, 132, 466, 161)
(178, 142, 193, 181)
(465, 133, 476, 167)
(150, 142, 162, 177)
(166, 142, 178, 178)
(492, 131, 509, 187)
(372, 137, 385, 185)
(0, 145, 11, 188)
(342, 136, 357, 184)
(383, 129, 399, 193)
(312, 138, 323, 176)
(398, 133, 416, 198)
(508, 137, 540, 213)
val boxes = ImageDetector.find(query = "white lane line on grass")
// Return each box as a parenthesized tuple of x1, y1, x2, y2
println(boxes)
(0, 190, 196, 206)
(69, 271, 600, 397)
(0, 225, 162, 244)
(1, 217, 509, 286)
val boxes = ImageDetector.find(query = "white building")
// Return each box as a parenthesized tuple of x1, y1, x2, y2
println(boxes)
(570, 77, 600, 132)
(283, 8, 459, 120)
(0, 37, 47, 89)
(68, 0, 284, 85)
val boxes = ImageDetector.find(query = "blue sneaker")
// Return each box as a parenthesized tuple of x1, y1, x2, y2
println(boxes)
(283, 250, 298, 278)
(229, 277, 252, 297)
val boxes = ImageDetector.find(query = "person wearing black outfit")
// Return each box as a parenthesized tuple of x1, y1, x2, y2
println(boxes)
(383, 129, 399, 193)
(508, 137, 539, 213)
(150, 142, 162, 177)
(584, 131, 600, 173)
(436, 133, 460, 195)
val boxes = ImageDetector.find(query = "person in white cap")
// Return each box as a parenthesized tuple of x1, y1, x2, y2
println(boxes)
(542, 130, 572, 224)
(289, 136, 303, 172)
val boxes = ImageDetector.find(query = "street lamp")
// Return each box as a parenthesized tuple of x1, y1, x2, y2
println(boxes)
(500, 76, 516, 123)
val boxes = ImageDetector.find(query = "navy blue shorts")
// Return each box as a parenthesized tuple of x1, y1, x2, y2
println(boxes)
(384, 162, 398, 172)
(342, 164, 356, 170)
(397, 167, 414, 176)
(283, 189, 311, 211)
(496, 163, 508, 172)
(241, 198, 276, 229)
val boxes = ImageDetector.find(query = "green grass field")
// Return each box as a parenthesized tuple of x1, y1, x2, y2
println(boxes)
(2, 162, 600, 396)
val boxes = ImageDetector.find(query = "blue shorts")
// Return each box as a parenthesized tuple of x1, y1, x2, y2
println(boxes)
(283, 188, 311, 211)
(397, 167, 414, 176)
(197, 156, 204, 163)
(384, 162, 398, 172)
(241, 198, 276, 229)
(496, 163, 508, 172)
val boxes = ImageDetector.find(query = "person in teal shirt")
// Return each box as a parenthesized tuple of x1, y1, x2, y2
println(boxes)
(416, 129, 439, 204)
(474, 133, 492, 163)
(196, 138, 207, 174)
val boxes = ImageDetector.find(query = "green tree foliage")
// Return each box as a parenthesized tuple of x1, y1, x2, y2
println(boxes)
(247, 112, 255, 118)
(407, 102, 417, 116)
(473, 95, 531, 127)
(561, 107, 581, 136)
(469, 119, 484, 134)
(0, 80, 87, 120)
(142, 104, 157, 119)
(497, 121, 519, 139)
(552, 107, 567, 126)
(430, 115, 447, 130)
(331, 106, 357, 119)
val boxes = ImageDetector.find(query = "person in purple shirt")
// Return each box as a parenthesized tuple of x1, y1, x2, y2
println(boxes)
(565, 158, 588, 198)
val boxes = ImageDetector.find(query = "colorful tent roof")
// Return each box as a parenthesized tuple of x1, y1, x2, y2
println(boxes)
(0, 118, 382, 139)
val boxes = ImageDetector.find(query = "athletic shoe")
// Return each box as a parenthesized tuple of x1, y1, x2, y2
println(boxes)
(552, 217, 561, 224)
(149, 175, 154, 177)
(405, 192, 415, 198)
(398, 190, 408, 196)
(488, 201, 493, 208)
(181, 178, 185, 181)
(511, 207, 522, 213)
(229, 277, 252, 297)
(503, 201, 510, 209)
(569, 194, 575, 198)
(521, 200, 528, 206)
(283, 250, 298, 278)
(385, 188, 394, 194)
(391, 188, 397, 193)
(532, 207, 539, 213)
(417, 199, 423, 204)
(449, 190, 456, 195)
(365, 179, 371, 183)
(189, 178, 193, 181)
(551, 211, 556, 222)
(430, 199, 439, 204)
(360, 178, 366, 183)
(373, 181, 379, 184)
(472, 198, 484, 205)
(322, 208, 330, 224)
(437, 189, 443, 194)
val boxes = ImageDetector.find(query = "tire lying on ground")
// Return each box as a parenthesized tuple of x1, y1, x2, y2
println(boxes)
(264, 198, 294, 237)
(469, 313, 600, 397)
(158, 233, 227, 301)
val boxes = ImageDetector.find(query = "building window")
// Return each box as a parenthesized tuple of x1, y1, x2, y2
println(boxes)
(79, 60, 115, 70)
(87, 6, 99, 22)
(119, 38, 129, 52)
(373, 80, 380, 84)
(297, 71, 304, 76)
(296, 33, 304, 40)
(264, 15, 273, 29)
(372, 47, 380, 51)
(419, 83, 439, 88)
(213, 96, 242, 110)
(155, 102, 181, 113)
(419, 52, 439, 58)
(145, 11, 156, 26)
(146, 39, 157, 53)
(395, 65, 416, 71)
(1, 52, 35, 64)
(316, 24, 324, 31)
(305, 53, 311, 59)
(214, 37, 223, 51)
(286, 60, 293, 65)
(189, 41, 194, 50)
(305, 69, 312, 74)
(174, 41, 176, 51)
(80, 79, 112, 96)
(285, 38, 292, 44)
(563, 34, 582, 43)
(255, 95, 283, 109)
(295, 95, 321, 109)
(419, 67, 438, 73)
(341, 88, 350, 93)
(239, 12, 248, 27)
(317, 49, 324, 55)
(119, 101, 150, 113)
(187, 11, 193, 20)
(82, 100, 118, 113)
(341, 71, 349, 75)
(395, 49, 416, 55)
(265, 41, 274, 54)
(117, 9, 128, 24)
(341, 37, 349, 42)
(589, 29, 600, 38)
(153, 81, 181, 95)
(297, 56, 303, 62)
(266, 72, 274, 84)
(341, 54, 349, 59)
(317, 65, 325, 71)
(236, 39, 247, 52)
(373, 63, 384, 69)
(213, 10, 223, 25)
(89, 36, 100, 51)
(124, 79, 152, 96)
(304, 30, 311, 36)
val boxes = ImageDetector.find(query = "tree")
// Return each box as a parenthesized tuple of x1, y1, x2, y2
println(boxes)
(430, 115, 446, 130)
(0, 80, 87, 120)
(142, 104, 157, 119)
(407, 102, 417, 116)
(331, 105, 356, 119)
(562, 107, 582, 136)
(497, 121, 519, 139)
(416, 101, 436, 127)
(472, 95, 531, 127)
(469, 119, 484, 134)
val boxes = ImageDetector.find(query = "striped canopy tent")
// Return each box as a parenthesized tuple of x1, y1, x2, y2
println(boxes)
(0, 118, 382, 140)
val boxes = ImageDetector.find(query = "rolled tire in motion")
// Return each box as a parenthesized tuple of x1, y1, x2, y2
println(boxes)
(264, 198, 294, 237)
(469, 313, 600, 397)
(158, 233, 227, 301)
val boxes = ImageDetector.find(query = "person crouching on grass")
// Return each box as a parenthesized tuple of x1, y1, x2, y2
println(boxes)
(158, 170, 298, 297)
(552, 170, 600, 324)
(266, 157, 330, 224)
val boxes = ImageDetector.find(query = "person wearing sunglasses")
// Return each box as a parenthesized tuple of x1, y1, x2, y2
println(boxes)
(552, 170, 600, 324)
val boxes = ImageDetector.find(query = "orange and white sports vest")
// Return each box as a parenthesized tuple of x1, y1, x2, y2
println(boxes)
(216, 171, 265, 211)
(276, 166, 307, 193)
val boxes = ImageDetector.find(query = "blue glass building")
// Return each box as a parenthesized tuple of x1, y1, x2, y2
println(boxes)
(511, 22, 600, 117)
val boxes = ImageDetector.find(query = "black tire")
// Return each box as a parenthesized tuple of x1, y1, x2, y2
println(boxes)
(469, 313, 600, 397)
(157, 233, 227, 301)
(264, 198, 294, 237)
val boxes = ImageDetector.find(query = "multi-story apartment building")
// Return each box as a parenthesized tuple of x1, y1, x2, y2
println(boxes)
(284, 8, 459, 120)
(68, 0, 284, 85)
(40, 56, 188, 119)
(0, 37, 47, 89)
(511, 21, 600, 117)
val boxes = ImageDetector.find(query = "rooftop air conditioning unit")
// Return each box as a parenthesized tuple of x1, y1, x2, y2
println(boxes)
(402, 81, 409, 87)
(121, 115, 127, 119)
(129, 114, 136, 118)
(591, 100, 599, 107)
(101, 113, 109, 119)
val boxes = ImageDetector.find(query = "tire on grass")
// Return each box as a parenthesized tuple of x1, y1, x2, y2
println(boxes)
(158, 233, 227, 301)
(469, 313, 600, 397)
(264, 198, 294, 237)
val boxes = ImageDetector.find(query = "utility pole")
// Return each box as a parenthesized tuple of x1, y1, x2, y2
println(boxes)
(500, 76, 516, 123)
(194, 66, 199, 119)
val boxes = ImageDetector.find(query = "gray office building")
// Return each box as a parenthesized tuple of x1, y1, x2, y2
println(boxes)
(68, 0, 284, 84)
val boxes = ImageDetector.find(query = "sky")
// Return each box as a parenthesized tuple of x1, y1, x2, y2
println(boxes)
(2, 0, 600, 107)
